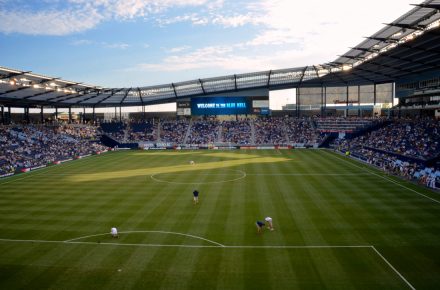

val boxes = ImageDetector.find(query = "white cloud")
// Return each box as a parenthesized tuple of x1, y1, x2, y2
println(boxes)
(0, 0, 218, 35)
(70, 0, 212, 19)
(0, 8, 103, 35)
(132, 0, 416, 76)
(166, 45, 191, 53)
(155, 13, 210, 26)
(135, 45, 234, 71)
(212, 14, 259, 28)
(132, 44, 315, 73)
(103, 42, 130, 49)
(70, 39, 130, 49)
(71, 39, 95, 46)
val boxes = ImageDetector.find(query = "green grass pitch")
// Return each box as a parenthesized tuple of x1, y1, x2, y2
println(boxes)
(0, 149, 439, 289)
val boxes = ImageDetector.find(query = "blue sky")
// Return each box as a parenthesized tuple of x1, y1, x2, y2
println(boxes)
(0, 0, 416, 88)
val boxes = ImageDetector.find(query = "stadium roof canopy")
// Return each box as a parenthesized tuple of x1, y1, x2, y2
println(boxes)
(1, 0, 440, 108)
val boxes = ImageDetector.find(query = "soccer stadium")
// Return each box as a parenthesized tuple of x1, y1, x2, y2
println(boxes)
(0, 0, 440, 289)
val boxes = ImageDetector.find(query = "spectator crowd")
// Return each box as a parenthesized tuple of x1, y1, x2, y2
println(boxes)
(98, 117, 354, 146)
(187, 120, 220, 144)
(331, 118, 440, 189)
(2, 116, 438, 189)
(0, 124, 106, 175)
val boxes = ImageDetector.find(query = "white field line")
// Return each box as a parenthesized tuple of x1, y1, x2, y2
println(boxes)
(323, 150, 440, 205)
(0, 237, 370, 249)
(0, 238, 418, 288)
(245, 173, 370, 176)
(150, 170, 246, 185)
(224, 245, 371, 249)
(371, 246, 416, 290)
(0, 238, 61, 244)
(64, 230, 225, 247)
(149, 174, 242, 176)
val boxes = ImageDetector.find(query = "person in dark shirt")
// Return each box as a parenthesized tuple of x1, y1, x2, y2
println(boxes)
(193, 190, 199, 205)
(256, 221, 265, 234)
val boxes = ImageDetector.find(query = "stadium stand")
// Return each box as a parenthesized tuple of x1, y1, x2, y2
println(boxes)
(315, 117, 381, 133)
(221, 120, 253, 145)
(1, 116, 438, 190)
(187, 120, 220, 144)
(159, 119, 189, 143)
(100, 122, 126, 142)
(0, 124, 106, 175)
(330, 118, 440, 188)
(128, 120, 157, 142)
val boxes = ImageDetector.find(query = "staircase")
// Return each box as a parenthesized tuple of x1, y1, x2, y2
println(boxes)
(157, 120, 161, 141)
(183, 119, 193, 144)
(249, 119, 256, 145)
(217, 124, 223, 142)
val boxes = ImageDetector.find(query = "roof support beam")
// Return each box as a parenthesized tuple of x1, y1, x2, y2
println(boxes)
(330, 60, 395, 81)
(234, 74, 237, 91)
(171, 83, 178, 99)
(364, 36, 399, 44)
(267, 70, 272, 88)
(337, 57, 380, 83)
(385, 22, 426, 30)
(412, 3, 440, 9)
(312, 66, 320, 79)
(137, 88, 144, 105)
(412, 10, 438, 26)
(96, 88, 124, 106)
(120, 88, 132, 105)
(199, 79, 206, 95)
(76, 91, 104, 105)
(323, 63, 350, 85)
(297, 66, 308, 87)
(349, 48, 416, 75)
(399, 39, 440, 55)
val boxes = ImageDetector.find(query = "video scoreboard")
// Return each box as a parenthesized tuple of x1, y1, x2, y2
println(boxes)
(177, 96, 269, 116)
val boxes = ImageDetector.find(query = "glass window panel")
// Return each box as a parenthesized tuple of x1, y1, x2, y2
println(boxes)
(359, 84, 374, 104)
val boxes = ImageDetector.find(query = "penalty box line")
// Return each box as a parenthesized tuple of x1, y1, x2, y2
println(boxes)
(0, 238, 415, 288)
(371, 246, 416, 290)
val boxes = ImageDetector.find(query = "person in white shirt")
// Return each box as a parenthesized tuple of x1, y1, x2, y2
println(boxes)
(110, 227, 119, 238)
(265, 217, 274, 231)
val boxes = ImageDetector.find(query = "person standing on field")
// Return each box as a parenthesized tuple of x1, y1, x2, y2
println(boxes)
(193, 190, 199, 204)
(110, 227, 119, 238)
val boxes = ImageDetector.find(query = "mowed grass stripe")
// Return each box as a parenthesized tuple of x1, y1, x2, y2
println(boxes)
(261, 151, 338, 287)
(174, 173, 224, 289)
(291, 152, 359, 287)
(251, 157, 299, 287)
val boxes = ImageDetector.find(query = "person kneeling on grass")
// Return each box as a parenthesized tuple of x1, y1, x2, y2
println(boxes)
(256, 221, 265, 234)
(111, 227, 119, 238)
(265, 217, 274, 231)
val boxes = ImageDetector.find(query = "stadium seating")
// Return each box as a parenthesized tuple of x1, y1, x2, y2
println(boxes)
(2, 117, 436, 189)
(0, 124, 106, 175)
